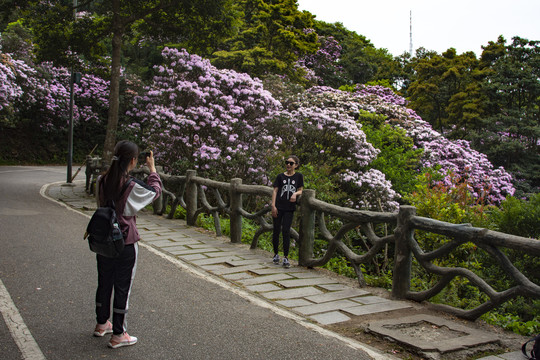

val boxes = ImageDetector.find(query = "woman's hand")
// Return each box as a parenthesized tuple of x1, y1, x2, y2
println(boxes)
(271, 206, 278, 218)
(146, 150, 157, 173)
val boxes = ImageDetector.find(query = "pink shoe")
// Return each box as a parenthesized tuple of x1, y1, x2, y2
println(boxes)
(93, 321, 113, 337)
(108, 332, 138, 348)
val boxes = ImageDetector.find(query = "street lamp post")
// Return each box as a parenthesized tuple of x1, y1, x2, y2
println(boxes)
(66, 0, 78, 184)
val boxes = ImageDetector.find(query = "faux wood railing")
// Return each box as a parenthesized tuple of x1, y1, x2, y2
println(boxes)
(132, 168, 540, 320)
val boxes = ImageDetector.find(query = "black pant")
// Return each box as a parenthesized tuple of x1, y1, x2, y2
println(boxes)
(272, 210, 294, 258)
(95, 243, 138, 335)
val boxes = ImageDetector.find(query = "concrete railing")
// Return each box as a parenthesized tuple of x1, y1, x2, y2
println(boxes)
(131, 168, 540, 320)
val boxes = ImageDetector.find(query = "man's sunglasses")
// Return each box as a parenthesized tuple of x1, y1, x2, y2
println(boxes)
(285, 161, 296, 166)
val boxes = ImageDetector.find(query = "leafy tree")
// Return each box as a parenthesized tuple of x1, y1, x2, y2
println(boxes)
(473, 37, 540, 195)
(313, 20, 399, 86)
(406, 48, 480, 134)
(211, 0, 319, 82)
(0, 20, 34, 64)
(0, 0, 31, 31)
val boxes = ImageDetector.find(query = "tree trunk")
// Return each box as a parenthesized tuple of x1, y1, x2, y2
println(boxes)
(103, 0, 123, 163)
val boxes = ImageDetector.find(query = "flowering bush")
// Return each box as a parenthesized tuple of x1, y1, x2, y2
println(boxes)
(276, 86, 399, 210)
(0, 50, 109, 130)
(0, 54, 24, 118)
(297, 35, 345, 87)
(350, 84, 515, 204)
(275, 84, 514, 208)
(127, 47, 282, 183)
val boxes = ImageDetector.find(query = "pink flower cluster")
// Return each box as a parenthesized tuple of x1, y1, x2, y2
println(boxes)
(127, 48, 282, 182)
(350, 85, 515, 204)
(0, 51, 109, 130)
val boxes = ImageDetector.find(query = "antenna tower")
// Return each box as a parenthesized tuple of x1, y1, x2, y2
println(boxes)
(409, 10, 413, 55)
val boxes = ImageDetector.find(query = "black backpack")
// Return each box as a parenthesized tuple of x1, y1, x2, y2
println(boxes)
(84, 179, 132, 258)
(522, 335, 540, 360)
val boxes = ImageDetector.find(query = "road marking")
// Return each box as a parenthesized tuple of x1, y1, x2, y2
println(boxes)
(0, 279, 46, 360)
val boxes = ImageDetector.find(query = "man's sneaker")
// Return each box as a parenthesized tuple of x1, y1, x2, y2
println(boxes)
(93, 320, 113, 337)
(272, 254, 280, 264)
(108, 332, 138, 349)
(283, 257, 290, 268)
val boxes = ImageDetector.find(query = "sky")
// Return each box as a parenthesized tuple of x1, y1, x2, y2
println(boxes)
(297, 0, 540, 57)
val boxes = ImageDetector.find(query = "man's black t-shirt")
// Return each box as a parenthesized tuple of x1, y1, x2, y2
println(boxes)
(273, 172, 304, 211)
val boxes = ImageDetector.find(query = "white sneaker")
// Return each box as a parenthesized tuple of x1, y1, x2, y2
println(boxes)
(93, 321, 113, 337)
(108, 332, 138, 348)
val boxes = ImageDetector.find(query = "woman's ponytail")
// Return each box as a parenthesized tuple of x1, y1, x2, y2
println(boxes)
(101, 141, 139, 200)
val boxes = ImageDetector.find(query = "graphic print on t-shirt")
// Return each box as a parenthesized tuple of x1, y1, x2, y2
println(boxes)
(281, 178, 297, 200)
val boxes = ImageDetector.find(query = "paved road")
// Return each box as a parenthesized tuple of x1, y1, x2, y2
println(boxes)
(0, 166, 378, 360)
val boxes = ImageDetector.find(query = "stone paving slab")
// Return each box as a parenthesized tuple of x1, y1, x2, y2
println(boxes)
(158, 237, 202, 244)
(477, 352, 523, 360)
(246, 284, 282, 292)
(226, 259, 266, 266)
(145, 239, 186, 247)
(177, 254, 207, 261)
(293, 299, 360, 315)
(210, 264, 267, 275)
(276, 299, 312, 307)
(343, 301, 413, 316)
(167, 246, 208, 255)
(191, 255, 242, 265)
(351, 295, 390, 305)
(276, 278, 340, 288)
(205, 251, 239, 258)
(170, 248, 222, 256)
(318, 284, 350, 291)
(239, 273, 294, 286)
(309, 311, 352, 325)
(222, 273, 254, 281)
(290, 271, 328, 279)
(368, 314, 499, 354)
(305, 289, 371, 304)
(261, 287, 324, 300)
(250, 267, 307, 275)
(201, 264, 228, 272)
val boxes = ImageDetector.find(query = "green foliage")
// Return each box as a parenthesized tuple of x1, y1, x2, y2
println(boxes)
(1, 20, 34, 63)
(211, 0, 319, 82)
(322, 257, 356, 278)
(403, 37, 540, 196)
(402, 170, 539, 335)
(490, 194, 540, 239)
(313, 20, 400, 85)
(482, 308, 540, 336)
(360, 112, 423, 197)
(473, 37, 540, 196)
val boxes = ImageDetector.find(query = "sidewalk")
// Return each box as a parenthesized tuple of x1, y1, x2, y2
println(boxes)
(46, 179, 527, 360)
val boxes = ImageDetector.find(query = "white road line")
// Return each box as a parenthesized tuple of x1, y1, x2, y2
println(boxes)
(0, 279, 46, 360)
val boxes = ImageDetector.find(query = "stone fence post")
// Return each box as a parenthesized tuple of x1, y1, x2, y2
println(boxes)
(230, 178, 243, 243)
(298, 189, 316, 266)
(185, 170, 197, 226)
(392, 205, 416, 299)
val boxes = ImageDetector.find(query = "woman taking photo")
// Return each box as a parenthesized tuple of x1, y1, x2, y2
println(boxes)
(93, 140, 162, 348)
